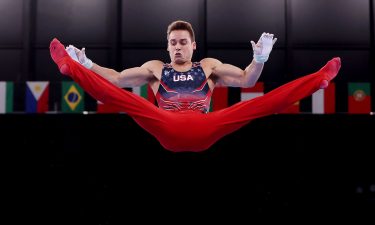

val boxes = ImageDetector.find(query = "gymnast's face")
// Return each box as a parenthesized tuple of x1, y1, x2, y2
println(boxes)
(167, 30, 196, 65)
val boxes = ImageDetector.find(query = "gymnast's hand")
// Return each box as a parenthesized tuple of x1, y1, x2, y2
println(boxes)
(251, 33, 277, 63)
(65, 45, 93, 69)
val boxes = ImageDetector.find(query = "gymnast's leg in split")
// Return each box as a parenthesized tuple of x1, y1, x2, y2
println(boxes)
(50, 39, 174, 138)
(205, 57, 341, 145)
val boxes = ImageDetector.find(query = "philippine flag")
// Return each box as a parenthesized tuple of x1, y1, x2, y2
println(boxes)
(25, 81, 49, 113)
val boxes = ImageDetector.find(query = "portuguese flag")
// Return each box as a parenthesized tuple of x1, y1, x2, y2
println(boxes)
(348, 82, 371, 114)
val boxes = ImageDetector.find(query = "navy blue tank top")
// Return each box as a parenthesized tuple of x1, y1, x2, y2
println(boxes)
(155, 62, 212, 113)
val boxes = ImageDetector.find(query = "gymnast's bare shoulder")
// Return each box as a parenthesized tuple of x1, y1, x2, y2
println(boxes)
(114, 60, 163, 87)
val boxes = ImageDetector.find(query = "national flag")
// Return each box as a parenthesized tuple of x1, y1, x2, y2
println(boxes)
(312, 83, 335, 114)
(61, 81, 84, 113)
(241, 82, 264, 101)
(132, 84, 156, 104)
(210, 86, 228, 111)
(348, 82, 371, 114)
(279, 101, 300, 114)
(25, 81, 49, 113)
(97, 101, 123, 113)
(0, 82, 13, 113)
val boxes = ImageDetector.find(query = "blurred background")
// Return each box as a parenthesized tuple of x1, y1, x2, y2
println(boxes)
(0, 0, 374, 112)
(0, 0, 374, 224)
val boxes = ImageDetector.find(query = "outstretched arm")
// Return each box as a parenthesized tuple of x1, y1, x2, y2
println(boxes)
(207, 33, 277, 88)
(66, 45, 162, 88)
(91, 60, 162, 88)
(203, 58, 264, 88)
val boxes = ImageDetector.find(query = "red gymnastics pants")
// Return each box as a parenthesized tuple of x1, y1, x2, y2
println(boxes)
(50, 38, 341, 152)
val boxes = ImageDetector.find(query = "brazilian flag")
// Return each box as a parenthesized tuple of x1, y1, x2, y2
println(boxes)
(61, 81, 84, 113)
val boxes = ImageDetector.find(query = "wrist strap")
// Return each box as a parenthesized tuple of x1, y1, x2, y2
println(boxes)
(253, 54, 269, 63)
(82, 58, 93, 69)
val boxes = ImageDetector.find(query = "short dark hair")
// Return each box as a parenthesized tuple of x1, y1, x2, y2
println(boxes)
(167, 20, 195, 42)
